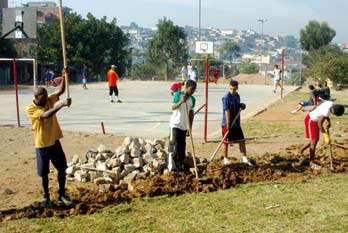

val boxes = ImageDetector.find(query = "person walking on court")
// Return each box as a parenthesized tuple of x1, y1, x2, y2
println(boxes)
(221, 79, 252, 166)
(213, 67, 220, 84)
(45, 69, 52, 87)
(82, 64, 88, 89)
(168, 80, 197, 171)
(273, 64, 282, 93)
(26, 68, 73, 208)
(107, 65, 122, 103)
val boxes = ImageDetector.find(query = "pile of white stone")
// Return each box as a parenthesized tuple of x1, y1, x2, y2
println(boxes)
(66, 136, 169, 191)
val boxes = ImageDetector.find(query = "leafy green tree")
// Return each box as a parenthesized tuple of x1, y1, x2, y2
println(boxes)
(323, 56, 348, 85)
(130, 64, 156, 79)
(219, 42, 240, 76)
(239, 60, 258, 74)
(37, 11, 130, 80)
(288, 72, 305, 85)
(147, 18, 188, 80)
(219, 42, 240, 62)
(303, 45, 345, 83)
(299, 21, 336, 51)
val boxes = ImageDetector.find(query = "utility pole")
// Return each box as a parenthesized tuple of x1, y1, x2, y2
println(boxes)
(198, 0, 201, 41)
(257, 19, 267, 83)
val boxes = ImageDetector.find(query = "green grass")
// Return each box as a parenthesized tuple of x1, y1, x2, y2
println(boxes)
(2, 174, 348, 232)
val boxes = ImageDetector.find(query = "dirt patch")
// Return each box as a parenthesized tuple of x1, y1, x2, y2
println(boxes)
(1, 131, 348, 221)
(218, 73, 273, 85)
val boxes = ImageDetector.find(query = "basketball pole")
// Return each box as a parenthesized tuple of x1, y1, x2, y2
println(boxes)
(58, 0, 70, 99)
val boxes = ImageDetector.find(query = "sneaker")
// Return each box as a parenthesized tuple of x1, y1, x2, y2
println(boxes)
(40, 198, 51, 208)
(242, 156, 252, 166)
(310, 163, 322, 170)
(58, 194, 73, 206)
(117, 100, 122, 103)
(290, 110, 296, 114)
(110, 99, 114, 102)
(224, 157, 231, 165)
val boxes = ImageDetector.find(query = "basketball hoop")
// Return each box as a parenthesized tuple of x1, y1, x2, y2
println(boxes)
(195, 41, 213, 54)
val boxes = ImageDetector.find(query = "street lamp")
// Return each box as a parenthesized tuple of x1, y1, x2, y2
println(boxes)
(198, 0, 201, 41)
(257, 19, 267, 81)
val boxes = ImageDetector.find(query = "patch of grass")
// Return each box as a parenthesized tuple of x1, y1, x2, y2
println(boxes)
(243, 121, 303, 137)
(2, 174, 348, 232)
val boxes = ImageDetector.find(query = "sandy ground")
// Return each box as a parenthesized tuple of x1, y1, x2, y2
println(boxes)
(0, 83, 347, 212)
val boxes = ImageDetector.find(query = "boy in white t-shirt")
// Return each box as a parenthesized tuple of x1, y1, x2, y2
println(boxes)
(273, 64, 282, 93)
(168, 80, 197, 171)
(298, 101, 345, 170)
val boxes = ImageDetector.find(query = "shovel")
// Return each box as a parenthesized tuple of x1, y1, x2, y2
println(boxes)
(209, 108, 242, 161)
(326, 127, 335, 172)
(184, 101, 199, 179)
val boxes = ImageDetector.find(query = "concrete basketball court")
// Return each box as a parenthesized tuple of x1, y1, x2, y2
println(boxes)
(0, 80, 297, 140)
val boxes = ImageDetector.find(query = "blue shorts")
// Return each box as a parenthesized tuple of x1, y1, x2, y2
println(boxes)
(300, 101, 310, 107)
(35, 140, 67, 177)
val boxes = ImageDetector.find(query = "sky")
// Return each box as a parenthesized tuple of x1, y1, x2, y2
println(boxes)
(10, 0, 348, 43)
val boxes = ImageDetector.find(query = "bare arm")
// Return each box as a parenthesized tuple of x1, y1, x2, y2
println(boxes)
(318, 116, 330, 133)
(172, 94, 187, 110)
(40, 99, 71, 119)
(225, 109, 230, 126)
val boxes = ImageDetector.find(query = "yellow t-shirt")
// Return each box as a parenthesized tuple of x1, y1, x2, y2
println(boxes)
(26, 92, 63, 148)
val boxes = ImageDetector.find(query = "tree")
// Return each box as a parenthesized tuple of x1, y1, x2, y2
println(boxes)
(324, 56, 348, 85)
(37, 11, 130, 80)
(303, 45, 345, 83)
(299, 20, 336, 51)
(147, 18, 188, 80)
(219, 42, 240, 62)
(219, 42, 240, 76)
(239, 60, 258, 74)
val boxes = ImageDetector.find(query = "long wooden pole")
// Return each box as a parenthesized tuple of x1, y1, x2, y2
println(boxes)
(209, 109, 241, 161)
(184, 102, 199, 179)
(58, 0, 70, 98)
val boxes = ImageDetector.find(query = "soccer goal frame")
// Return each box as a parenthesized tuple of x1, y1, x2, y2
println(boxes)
(0, 58, 37, 127)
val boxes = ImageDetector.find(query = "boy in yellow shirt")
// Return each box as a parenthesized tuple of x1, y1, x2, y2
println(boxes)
(26, 68, 72, 207)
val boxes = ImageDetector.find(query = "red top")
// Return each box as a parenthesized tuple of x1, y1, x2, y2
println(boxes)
(170, 82, 182, 91)
(107, 69, 119, 87)
(213, 68, 220, 78)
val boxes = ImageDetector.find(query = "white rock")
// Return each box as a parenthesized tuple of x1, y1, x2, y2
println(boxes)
(133, 157, 144, 168)
(120, 153, 130, 164)
(122, 136, 134, 148)
(124, 163, 135, 173)
(74, 170, 90, 183)
(97, 144, 106, 153)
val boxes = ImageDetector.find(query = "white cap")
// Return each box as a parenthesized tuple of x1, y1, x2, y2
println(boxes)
(111, 65, 116, 68)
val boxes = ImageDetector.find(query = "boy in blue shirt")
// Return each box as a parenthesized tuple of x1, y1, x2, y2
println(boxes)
(222, 80, 252, 166)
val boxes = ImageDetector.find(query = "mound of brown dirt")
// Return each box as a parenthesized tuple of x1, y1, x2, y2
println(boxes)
(1, 144, 348, 221)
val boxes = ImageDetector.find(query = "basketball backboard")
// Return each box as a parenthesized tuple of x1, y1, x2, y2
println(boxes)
(195, 41, 214, 54)
(2, 7, 37, 39)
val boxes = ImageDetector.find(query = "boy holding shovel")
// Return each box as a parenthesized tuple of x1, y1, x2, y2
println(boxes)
(299, 101, 345, 170)
(168, 80, 197, 171)
(222, 80, 252, 166)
